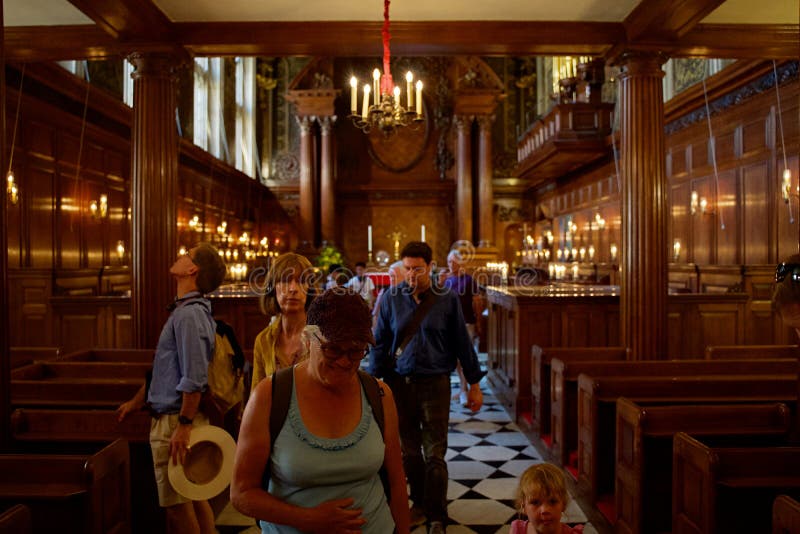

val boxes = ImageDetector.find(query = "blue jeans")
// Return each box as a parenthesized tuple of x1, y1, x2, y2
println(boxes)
(387, 373, 451, 524)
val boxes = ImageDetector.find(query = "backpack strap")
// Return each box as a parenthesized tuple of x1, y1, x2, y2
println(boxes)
(261, 367, 294, 492)
(357, 370, 391, 504)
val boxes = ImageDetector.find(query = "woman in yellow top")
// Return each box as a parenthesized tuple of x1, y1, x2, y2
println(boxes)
(252, 253, 317, 386)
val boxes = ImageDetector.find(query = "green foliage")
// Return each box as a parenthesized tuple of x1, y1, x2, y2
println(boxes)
(315, 244, 344, 270)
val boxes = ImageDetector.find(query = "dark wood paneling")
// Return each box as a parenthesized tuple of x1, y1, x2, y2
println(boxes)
(691, 176, 713, 264)
(28, 167, 54, 269)
(741, 161, 770, 264)
(715, 169, 738, 264)
(777, 155, 800, 260)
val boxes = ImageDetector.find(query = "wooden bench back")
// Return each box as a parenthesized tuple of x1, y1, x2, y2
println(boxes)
(10, 347, 60, 369)
(0, 504, 31, 534)
(0, 439, 130, 534)
(773, 495, 800, 534)
(11, 362, 151, 381)
(615, 398, 792, 534)
(11, 409, 151, 443)
(705, 344, 798, 359)
(58, 349, 153, 363)
(673, 432, 800, 534)
(11, 380, 143, 407)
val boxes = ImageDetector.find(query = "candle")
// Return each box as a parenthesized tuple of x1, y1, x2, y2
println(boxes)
(405, 72, 413, 109)
(421, 224, 426, 242)
(415, 80, 423, 115)
(368, 225, 373, 252)
(362, 84, 371, 119)
(610, 244, 618, 261)
(393, 86, 401, 109)
(673, 240, 681, 261)
(350, 77, 357, 114)
(373, 69, 381, 107)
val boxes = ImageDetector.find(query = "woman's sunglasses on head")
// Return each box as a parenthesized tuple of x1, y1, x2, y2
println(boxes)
(775, 263, 800, 283)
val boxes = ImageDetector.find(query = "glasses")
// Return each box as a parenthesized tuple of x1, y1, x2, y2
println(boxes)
(312, 332, 368, 361)
(775, 263, 800, 283)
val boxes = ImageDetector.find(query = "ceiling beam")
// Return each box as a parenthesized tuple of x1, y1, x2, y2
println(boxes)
(624, 0, 726, 42)
(66, 0, 174, 42)
(4, 26, 126, 62)
(175, 21, 625, 57)
(652, 24, 799, 58)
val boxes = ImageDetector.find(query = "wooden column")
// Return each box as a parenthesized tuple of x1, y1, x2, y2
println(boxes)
(297, 116, 315, 249)
(477, 114, 495, 247)
(129, 53, 180, 350)
(454, 115, 473, 243)
(618, 52, 668, 360)
(0, 2, 10, 448)
(319, 116, 336, 245)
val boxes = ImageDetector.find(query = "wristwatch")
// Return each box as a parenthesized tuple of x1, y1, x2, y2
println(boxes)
(178, 415, 193, 425)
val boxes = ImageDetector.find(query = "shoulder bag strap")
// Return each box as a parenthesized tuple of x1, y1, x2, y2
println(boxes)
(394, 291, 439, 359)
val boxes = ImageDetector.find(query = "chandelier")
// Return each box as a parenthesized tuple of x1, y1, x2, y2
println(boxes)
(348, 0, 423, 136)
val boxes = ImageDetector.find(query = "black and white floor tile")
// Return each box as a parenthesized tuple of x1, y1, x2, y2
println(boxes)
(216, 372, 597, 534)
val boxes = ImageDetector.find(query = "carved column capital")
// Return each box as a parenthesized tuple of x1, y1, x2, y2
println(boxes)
(453, 115, 474, 132)
(476, 114, 496, 131)
(127, 52, 183, 81)
(617, 51, 668, 79)
(296, 115, 313, 134)
(318, 115, 337, 136)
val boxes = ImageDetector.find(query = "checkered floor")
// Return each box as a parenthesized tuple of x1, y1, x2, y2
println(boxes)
(217, 372, 598, 534)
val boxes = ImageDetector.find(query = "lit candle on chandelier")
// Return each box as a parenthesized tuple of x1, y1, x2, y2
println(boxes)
(372, 69, 381, 106)
(415, 80, 423, 116)
(406, 72, 413, 109)
(393, 86, 401, 109)
(350, 77, 357, 115)
(362, 84, 371, 119)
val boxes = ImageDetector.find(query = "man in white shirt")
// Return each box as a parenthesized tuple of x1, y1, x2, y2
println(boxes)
(345, 261, 375, 309)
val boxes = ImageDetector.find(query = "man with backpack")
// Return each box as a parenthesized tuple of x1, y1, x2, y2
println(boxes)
(368, 241, 485, 534)
(117, 243, 226, 534)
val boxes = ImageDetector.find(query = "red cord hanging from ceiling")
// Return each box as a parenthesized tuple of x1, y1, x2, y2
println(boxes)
(381, 0, 394, 95)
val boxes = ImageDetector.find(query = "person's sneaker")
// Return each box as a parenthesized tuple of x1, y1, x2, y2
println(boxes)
(459, 391, 468, 406)
(428, 521, 445, 534)
(409, 505, 426, 527)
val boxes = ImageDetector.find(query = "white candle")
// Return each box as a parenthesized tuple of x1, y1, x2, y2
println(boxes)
(368, 225, 373, 252)
(362, 84, 371, 119)
(421, 224, 426, 242)
(350, 77, 357, 114)
(373, 69, 381, 107)
(393, 86, 401, 108)
(415, 80, 423, 115)
(405, 72, 413, 109)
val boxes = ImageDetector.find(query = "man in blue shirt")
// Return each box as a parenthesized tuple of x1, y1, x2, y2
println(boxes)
(369, 241, 484, 534)
(118, 243, 226, 534)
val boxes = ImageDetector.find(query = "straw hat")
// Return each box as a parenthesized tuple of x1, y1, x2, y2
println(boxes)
(167, 425, 236, 501)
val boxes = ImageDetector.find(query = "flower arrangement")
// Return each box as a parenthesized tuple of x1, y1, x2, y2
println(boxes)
(315, 244, 344, 270)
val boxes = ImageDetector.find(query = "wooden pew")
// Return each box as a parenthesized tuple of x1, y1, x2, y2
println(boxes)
(615, 398, 793, 534)
(530, 345, 628, 436)
(11, 361, 151, 380)
(773, 495, 800, 534)
(705, 344, 798, 359)
(58, 349, 153, 363)
(550, 358, 796, 467)
(11, 378, 143, 408)
(10, 347, 60, 369)
(0, 504, 31, 534)
(11, 409, 151, 443)
(0, 439, 131, 534)
(673, 432, 800, 534)
(576, 374, 797, 507)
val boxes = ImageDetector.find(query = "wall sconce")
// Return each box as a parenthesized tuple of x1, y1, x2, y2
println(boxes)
(782, 168, 792, 203)
(116, 240, 126, 262)
(188, 215, 200, 231)
(690, 191, 699, 215)
(594, 213, 606, 229)
(557, 248, 564, 260)
(673, 239, 681, 262)
(90, 194, 108, 219)
(569, 222, 578, 234)
(545, 230, 554, 246)
(579, 247, 586, 261)
(178, 246, 187, 257)
(217, 221, 227, 235)
(610, 243, 618, 262)
(588, 245, 595, 261)
(6, 172, 18, 205)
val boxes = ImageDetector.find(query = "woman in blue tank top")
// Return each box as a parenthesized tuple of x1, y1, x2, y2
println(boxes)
(231, 289, 410, 533)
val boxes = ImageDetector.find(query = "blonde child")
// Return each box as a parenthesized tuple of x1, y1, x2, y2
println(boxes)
(512, 463, 583, 534)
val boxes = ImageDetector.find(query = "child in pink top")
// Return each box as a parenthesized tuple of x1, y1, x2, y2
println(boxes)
(510, 463, 584, 534)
